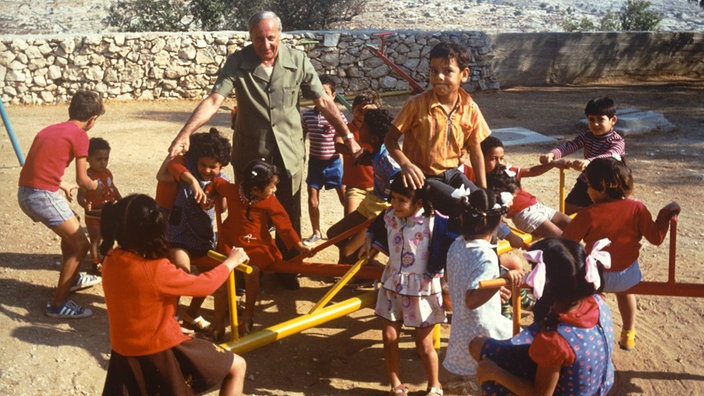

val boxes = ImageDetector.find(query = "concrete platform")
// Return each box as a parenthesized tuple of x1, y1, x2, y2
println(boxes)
(577, 108, 675, 136)
(492, 127, 556, 146)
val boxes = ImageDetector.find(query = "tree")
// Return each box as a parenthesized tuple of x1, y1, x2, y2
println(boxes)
(104, 0, 366, 32)
(620, 0, 662, 31)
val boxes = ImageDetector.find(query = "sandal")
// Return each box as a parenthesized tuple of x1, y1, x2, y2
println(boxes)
(390, 384, 408, 396)
(182, 313, 212, 332)
(427, 386, 443, 396)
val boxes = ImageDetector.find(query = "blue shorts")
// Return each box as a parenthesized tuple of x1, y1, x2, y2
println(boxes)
(603, 261, 642, 292)
(18, 186, 76, 229)
(306, 156, 343, 190)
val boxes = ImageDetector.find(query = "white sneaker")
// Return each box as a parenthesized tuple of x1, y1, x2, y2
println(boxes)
(70, 272, 102, 292)
(302, 234, 322, 246)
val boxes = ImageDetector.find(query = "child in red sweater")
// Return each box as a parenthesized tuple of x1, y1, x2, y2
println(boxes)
(100, 194, 248, 395)
(562, 156, 679, 350)
(209, 160, 313, 336)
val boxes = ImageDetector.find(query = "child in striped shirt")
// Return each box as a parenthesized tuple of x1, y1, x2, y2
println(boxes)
(539, 97, 625, 214)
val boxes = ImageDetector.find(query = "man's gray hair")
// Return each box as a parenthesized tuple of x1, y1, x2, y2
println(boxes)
(248, 11, 282, 32)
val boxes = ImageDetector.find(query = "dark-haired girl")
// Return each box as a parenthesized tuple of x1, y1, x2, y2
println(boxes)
(470, 237, 615, 395)
(100, 194, 248, 395)
(209, 159, 312, 336)
(443, 188, 522, 387)
(362, 177, 454, 396)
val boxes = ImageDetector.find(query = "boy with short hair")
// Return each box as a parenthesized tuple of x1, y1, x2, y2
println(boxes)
(539, 96, 625, 214)
(18, 90, 105, 319)
(78, 137, 122, 274)
(301, 75, 347, 245)
(385, 41, 490, 220)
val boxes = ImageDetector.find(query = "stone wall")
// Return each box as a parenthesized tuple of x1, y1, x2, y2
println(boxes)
(0, 30, 495, 105)
(1, 30, 702, 105)
(489, 32, 704, 87)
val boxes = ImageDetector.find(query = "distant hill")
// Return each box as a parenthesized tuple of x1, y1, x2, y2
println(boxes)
(1, 0, 702, 35)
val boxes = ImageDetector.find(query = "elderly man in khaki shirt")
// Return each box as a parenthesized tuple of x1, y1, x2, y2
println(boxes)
(170, 11, 359, 288)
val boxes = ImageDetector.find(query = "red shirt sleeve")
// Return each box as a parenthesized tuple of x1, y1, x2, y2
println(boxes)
(530, 330, 576, 367)
(167, 155, 189, 181)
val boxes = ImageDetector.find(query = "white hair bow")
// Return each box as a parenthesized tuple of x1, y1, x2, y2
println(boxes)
(585, 238, 612, 290)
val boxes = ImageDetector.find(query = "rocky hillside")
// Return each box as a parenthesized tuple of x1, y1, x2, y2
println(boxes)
(1, 0, 703, 35)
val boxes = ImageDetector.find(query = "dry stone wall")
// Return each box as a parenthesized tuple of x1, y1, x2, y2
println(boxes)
(0, 30, 495, 105)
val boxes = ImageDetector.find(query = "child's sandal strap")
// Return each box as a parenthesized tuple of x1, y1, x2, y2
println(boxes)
(426, 386, 444, 396)
(390, 383, 408, 396)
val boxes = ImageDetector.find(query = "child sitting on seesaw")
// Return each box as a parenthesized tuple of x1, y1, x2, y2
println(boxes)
(100, 194, 248, 395)
(470, 237, 615, 395)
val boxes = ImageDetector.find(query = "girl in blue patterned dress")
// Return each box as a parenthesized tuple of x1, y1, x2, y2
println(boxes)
(469, 237, 615, 395)
(363, 177, 456, 396)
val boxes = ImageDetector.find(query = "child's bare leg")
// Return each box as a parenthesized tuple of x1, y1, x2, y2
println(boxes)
(499, 253, 522, 272)
(564, 203, 582, 216)
(240, 266, 261, 334)
(616, 293, 636, 331)
(532, 220, 564, 239)
(219, 353, 247, 396)
(86, 221, 102, 266)
(550, 211, 572, 230)
(415, 325, 442, 390)
(335, 186, 346, 206)
(211, 285, 228, 337)
(307, 186, 321, 238)
(169, 248, 192, 273)
(469, 336, 489, 362)
(382, 318, 403, 388)
(52, 216, 90, 307)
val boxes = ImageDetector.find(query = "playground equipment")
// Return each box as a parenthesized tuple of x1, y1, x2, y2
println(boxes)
(0, 100, 25, 166)
(365, 32, 426, 95)
(205, 166, 699, 354)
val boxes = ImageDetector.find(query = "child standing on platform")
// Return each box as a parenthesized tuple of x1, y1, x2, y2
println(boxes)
(539, 97, 625, 214)
(562, 156, 679, 350)
(470, 237, 615, 395)
(100, 194, 248, 396)
(443, 188, 521, 389)
(18, 90, 104, 318)
(301, 75, 347, 245)
(209, 160, 313, 336)
(385, 41, 490, 223)
(362, 178, 455, 396)
(78, 137, 121, 274)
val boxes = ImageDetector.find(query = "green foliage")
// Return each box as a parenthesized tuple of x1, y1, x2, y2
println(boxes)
(560, 0, 662, 32)
(105, 0, 366, 32)
(561, 17, 596, 32)
(619, 0, 662, 31)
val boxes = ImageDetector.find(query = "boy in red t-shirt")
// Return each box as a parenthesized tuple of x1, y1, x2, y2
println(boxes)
(18, 90, 105, 319)
(78, 137, 122, 274)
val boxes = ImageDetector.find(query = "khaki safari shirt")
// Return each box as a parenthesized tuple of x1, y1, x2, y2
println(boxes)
(212, 45, 325, 183)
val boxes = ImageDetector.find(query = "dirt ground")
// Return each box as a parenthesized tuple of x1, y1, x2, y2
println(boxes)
(0, 82, 703, 395)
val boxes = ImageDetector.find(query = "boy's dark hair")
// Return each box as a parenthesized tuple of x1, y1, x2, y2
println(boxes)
(487, 165, 521, 195)
(480, 136, 504, 156)
(364, 108, 393, 145)
(352, 90, 382, 109)
(242, 159, 279, 221)
(528, 237, 604, 330)
(456, 188, 507, 239)
(89, 137, 111, 156)
(584, 156, 633, 199)
(187, 128, 231, 167)
(319, 74, 335, 91)
(100, 194, 169, 259)
(584, 97, 616, 118)
(68, 90, 106, 121)
(389, 177, 433, 217)
(429, 42, 470, 71)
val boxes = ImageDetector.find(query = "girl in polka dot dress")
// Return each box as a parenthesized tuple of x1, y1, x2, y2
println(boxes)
(470, 237, 615, 395)
(363, 177, 456, 396)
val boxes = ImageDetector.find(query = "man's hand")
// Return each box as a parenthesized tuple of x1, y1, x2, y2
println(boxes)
(169, 135, 190, 158)
(400, 163, 426, 190)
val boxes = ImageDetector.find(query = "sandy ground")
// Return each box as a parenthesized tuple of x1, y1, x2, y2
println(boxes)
(1, 82, 703, 395)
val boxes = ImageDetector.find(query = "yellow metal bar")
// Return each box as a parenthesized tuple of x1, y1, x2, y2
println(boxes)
(433, 324, 441, 349)
(559, 168, 566, 213)
(511, 283, 521, 335)
(221, 291, 378, 354)
(207, 250, 253, 274)
(226, 270, 240, 341)
(309, 257, 368, 314)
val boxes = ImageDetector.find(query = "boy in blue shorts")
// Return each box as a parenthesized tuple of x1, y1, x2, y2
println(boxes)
(18, 90, 105, 319)
(301, 75, 347, 245)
